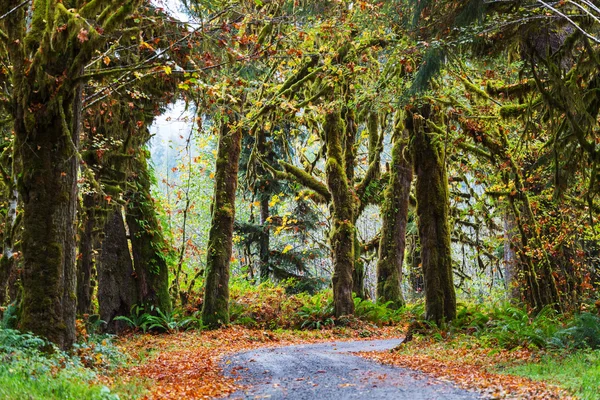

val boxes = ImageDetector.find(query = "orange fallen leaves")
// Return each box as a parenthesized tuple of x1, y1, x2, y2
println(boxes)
(358, 336, 573, 400)
(111, 325, 402, 399)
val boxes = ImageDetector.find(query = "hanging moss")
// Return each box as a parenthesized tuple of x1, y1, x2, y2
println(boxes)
(376, 113, 412, 309)
(411, 106, 456, 324)
(202, 121, 243, 328)
(125, 150, 171, 314)
(324, 111, 355, 317)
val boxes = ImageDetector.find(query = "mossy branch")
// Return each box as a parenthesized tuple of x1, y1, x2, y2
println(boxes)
(258, 155, 330, 203)
(486, 80, 536, 97)
(279, 161, 331, 203)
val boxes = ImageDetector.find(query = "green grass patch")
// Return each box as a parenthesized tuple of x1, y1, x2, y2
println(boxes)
(0, 327, 143, 400)
(505, 350, 600, 399)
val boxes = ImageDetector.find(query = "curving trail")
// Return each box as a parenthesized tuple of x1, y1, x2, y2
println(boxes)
(222, 339, 481, 399)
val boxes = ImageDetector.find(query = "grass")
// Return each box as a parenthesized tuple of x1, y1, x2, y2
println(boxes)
(0, 327, 144, 400)
(505, 350, 600, 400)
(0, 364, 116, 400)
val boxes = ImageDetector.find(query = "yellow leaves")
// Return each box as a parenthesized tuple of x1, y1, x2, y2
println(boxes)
(282, 244, 293, 254)
(273, 213, 298, 236)
(268, 193, 284, 208)
(163, 65, 172, 75)
(140, 41, 155, 51)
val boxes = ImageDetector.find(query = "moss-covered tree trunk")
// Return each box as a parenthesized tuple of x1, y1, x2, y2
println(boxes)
(411, 107, 456, 324)
(324, 111, 355, 316)
(0, 181, 18, 306)
(125, 151, 171, 314)
(376, 115, 412, 309)
(3, 0, 139, 348)
(76, 194, 96, 315)
(16, 97, 80, 349)
(98, 209, 138, 333)
(503, 207, 519, 300)
(343, 107, 366, 299)
(202, 120, 243, 327)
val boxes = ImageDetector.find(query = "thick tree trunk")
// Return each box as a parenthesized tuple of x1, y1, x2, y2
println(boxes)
(324, 111, 355, 317)
(125, 150, 171, 314)
(16, 97, 79, 349)
(202, 121, 242, 328)
(412, 108, 456, 324)
(0, 182, 18, 306)
(98, 209, 138, 333)
(406, 233, 424, 294)
(376, 116, 412, 309)
(76, 194, 96, 315)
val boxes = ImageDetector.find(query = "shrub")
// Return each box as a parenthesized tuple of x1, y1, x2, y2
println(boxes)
(0, 328, 125, 399)
(550, 312, 600, 350)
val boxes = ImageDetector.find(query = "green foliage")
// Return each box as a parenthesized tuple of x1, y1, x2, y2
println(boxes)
(0, 303, 18, 329)
(114, 305, 200, 333)
(483, 305, 560, 349)
(442, 302, 600, 351)
(296, 295, 334, 330)
(0, 328, 130, 400)
(505, 350, 600, 400)
(114, 305, 153, 333)
(352, 296, 403, 325)
(550, 313, 600, 350)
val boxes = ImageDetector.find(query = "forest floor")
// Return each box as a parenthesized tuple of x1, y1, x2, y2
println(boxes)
(106, 326, 572, 399)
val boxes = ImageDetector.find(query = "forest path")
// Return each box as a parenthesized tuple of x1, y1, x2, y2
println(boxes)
(222, 338, 481, 399)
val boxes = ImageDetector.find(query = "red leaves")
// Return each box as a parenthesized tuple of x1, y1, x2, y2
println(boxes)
(114, 326, 403, 399)
(77, 28, 89, 43)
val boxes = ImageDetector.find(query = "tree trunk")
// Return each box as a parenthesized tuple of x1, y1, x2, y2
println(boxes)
(76, 194, 96, 315)
(502, 207, 519, 300)
(202, 120, 243, 328)
(259, 196, 270, 281)
(411, 108, 456, 324)
(125, 150, 171, 314)
(376, 115, 412, 309)
(406, 233, 423, 294)
(98, 209, 138, 333)
(0, 181, 18, 306)
(324, 111, 355, 317)
(16, 97, 79, 349)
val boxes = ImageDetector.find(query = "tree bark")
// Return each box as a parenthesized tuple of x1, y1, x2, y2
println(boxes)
(125, 150, 171, 314)
(202, 120, 243, 328)
(16, 96, 79, 349)
(258, 196, 271, 281)
(0, 181, 18, 306)
(376, 115, 412, 309)
(324, 111, 355, 317)
(98, 209, 138, 333)
(503, 206, 519, 300)
(76, 194, 96, 315)
(411, 107, 456, 324)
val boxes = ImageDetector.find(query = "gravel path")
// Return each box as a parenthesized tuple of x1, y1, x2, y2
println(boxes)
(222, 338, 481, 399)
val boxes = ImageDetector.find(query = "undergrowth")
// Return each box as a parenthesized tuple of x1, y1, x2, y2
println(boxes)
(0, 310, 141, 400)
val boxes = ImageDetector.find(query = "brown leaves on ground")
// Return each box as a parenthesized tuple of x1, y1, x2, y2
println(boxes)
(109, 325, 402, 399)
(358, 335, 573, 399)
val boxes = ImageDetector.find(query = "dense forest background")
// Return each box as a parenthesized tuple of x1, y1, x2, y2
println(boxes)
(0, 0, 598, 355)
